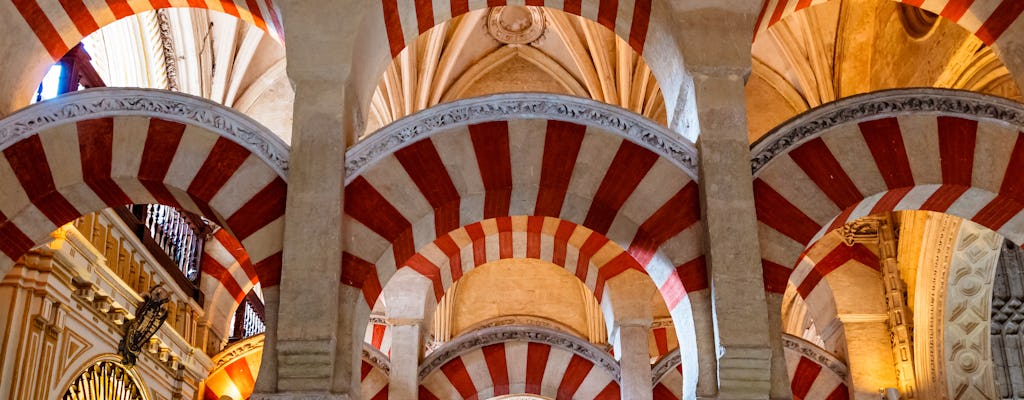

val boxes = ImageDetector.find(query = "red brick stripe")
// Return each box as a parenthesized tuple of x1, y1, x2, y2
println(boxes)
(139, 118, 186, 208)
(557, 355, 594, 400)
(791, 357, 823, 399)
(535, 121, 585, 217)
(78, 118, 133, 207)
(525, 342, 550, 394)
(57, 0, 99, 35)
(937, 116, 977, 187)
(4, 136, 79, 225)
(202, 253, 245, 303)
(628, 0, 651, 52)
(753, 179, 822, 244)
(628, 182, 700, 266)
(12, 0, 69, 59)
(395, 139, 461, 236)
(0, 212, 35, 260)
(789, 138, 863, 210)
(584, 141, 658, 234)
(483, 344, 510, 396)
(469, 121, 513, 219)
(225, 177, 286, 240)
(341, 252, 383, 305)
(860, 118, 914, 189)
(345, 176, 415, 267)
(440, 357, 477, 399)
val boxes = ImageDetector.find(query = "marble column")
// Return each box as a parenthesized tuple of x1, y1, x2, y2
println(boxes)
(617, 322, 654, 400)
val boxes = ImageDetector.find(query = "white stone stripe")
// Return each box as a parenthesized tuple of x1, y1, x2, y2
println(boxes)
(238, 215, 283, 264)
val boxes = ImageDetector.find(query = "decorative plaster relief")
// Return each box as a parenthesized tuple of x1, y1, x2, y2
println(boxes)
(347, 93, 698, 184)
(0, 88, 289, 177)
(751, 88, 1024, 175)
(944, 222, 1000, 399)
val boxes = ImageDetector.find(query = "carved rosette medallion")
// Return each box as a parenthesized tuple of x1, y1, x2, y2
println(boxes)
(487, 6, 545, 45)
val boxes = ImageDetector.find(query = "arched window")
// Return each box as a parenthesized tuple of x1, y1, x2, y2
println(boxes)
(63, 360, 147, 400)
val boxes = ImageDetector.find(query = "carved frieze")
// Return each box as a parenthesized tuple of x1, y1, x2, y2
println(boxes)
(751, 88, 1024, 175)
(347, 93, 698, 184)
(417, 325, 620, 382)
(0, 88, 289, 177)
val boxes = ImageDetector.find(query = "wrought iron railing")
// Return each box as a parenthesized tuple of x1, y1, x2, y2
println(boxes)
(231, 291, 266, 341)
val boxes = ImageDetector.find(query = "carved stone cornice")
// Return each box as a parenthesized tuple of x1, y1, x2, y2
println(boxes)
(418, 325, 620, 382)
(0, 88, 289, 177)
(362, 343, 391, 375)
(651, 348, 681, 385)
(212, 333, 265, 369)
(781, 333, 849, 380)
(751, 88, 1024, 176)
(347, 93, 698, 184)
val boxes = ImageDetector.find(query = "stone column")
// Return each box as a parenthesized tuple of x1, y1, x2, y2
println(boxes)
(840, 315, 898, 399)
(671, 4, 774, 398)
(255, 0, 363, 397)
(617, 322, 654, 400)
(387, 320, 424, 399)
(383, 271, 435, 400)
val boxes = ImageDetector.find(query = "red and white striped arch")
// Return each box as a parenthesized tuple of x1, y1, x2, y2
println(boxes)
(343, 117, 704, 306)
(376, 0, 652, 58)
(346, 216, 707, 310)
(754, 89, 1024, 292)
(0, 89, 286, 289)
(361, 344, 391, 400)
(754, 0, 1024, 46)
(782, 334, 850, 400)
(652, 350, 683, 400)
(344, 94, 703, 397)
(9, 0, 284, 60)
(201, 228, 262, 331)
(364, 318, 392, 355)
(418, 328, 621, 400)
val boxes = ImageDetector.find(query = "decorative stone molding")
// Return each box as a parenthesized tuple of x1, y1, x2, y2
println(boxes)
(650, 348, 681, 385)
(781, 333, 849, 380)
(362, 343, 391, 375)
(348, 93, 698, 184)
(418, 325, 620, 382)
(155, 10, 180, 92)
(461, 315, 585, 338)
(943, 222, 1000, 399)
(0, 88, 289, 177)
(751, 88, 1024, 175)
(212, 334, 265, 369)
(487, 6, 546, 45)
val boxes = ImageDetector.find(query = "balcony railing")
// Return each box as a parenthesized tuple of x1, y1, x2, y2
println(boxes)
(230, 291, 266, 341)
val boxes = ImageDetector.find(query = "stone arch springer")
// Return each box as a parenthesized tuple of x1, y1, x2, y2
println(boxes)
(0, 88, 289, 291)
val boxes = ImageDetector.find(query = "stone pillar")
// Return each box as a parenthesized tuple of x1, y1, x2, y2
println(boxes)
(840, 315, 898, 400)
(254, 286, 280, 393)
(255, 0, 363, 397)
(387, 320, 423, 399)
(617, 322, 654, 400)
(670, 3, 773, 397)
